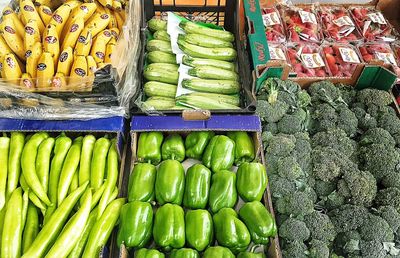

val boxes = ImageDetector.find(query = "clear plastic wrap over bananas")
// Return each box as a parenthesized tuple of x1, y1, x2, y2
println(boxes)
(0, 0, 140, 119)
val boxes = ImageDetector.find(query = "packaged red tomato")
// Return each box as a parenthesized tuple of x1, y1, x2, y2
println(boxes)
(359, 43, 400, 78)
(318, 5, 362, 43)
(262, 7, 286, 43)
(268, 43, 288, 62)
(350, 6, 396, 42)
(281, 5, 323, 43)
(322, 43, 362, 77)
(287, 43, 329, 77)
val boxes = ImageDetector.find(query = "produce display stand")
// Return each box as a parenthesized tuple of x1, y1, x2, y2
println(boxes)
(113, 114, 282, 257)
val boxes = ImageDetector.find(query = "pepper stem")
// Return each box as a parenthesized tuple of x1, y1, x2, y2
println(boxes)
(250, 244, 263, 253)
(2, 132, 7, 137)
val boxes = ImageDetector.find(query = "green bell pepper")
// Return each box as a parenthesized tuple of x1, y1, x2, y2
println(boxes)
(239, 201, 277, 245)
(236, 162, 267, 202)
(185, 209, 213, 252)
(128, 163, 157, 202)
(227, 132, 255, 165)
(203, 246, 235, 258)
(137, 132, 164, 165)
(213, 208, 251, 254)
(183, 164, 211, 209)
(117, 201, 153, 248)
(170, 248, 199, 258)
(134, 248, 165, 258)
(155, 160, 185, 205)
(209, 170, 237, 213)
(161, 134, 185, 162)
(237, 251, 267, 258)
(202, 135, 235, 172)
(153, 204, 185, 251)
(185, 131, 215, 160)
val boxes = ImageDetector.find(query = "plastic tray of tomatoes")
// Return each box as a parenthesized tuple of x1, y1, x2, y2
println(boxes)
(322, 43, 362, 77)
(287, 43, 329, 77)
(262, 6, 286, 43)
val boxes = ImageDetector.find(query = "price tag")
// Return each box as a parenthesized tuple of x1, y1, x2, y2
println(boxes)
(339, 47, 360, 63)
(301, 53, 325, 68)
(269, 47, 286, 60)
(367, 12, 387, 25)
(299, 10, 317, 24)
(332, 16, 355, 27)
(262, 12, 281, 27)
(376, 52, 397, 65)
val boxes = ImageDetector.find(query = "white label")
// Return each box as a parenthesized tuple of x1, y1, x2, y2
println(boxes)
(332, 16, 355, 27)
(269, 47, 286, 60)
(262, 12, 280, 27)
(376, 52, 397, 65)
(299, 10, 317, 24)
(339, 47, 361, 63)
(367, 12, 387, 25)
(301, 53, 325, 68)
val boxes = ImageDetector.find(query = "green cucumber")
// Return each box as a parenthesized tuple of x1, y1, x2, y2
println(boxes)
(178, 34, 233, 48)
(146, 40, 172, 53)
(154, 30, 170, 41)
(179, 20, 234, 42)
(143, 97, 175, 110)
(144, 82, 177, 98)
(144, 66, 179, 84)
(182, 78, 240, 94)
(147, 63, 179, 72)
(182, 55, 235, 71)
(185, 92, 240, 107)
(178, 39, 236, 61)
(176, 95, 240, 110)
(147, 51, 177, 64)
(188, 65, 239, 81)
(148, 18, 167, 32)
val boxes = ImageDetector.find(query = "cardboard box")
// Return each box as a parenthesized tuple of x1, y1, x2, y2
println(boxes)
(244, 0, 399, 93)
(115, 115, 282, 258)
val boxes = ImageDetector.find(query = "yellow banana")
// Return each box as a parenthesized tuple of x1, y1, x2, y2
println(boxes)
(2, 7, 25, 38)
(26, 41, 42, 78)
(90, 29, 112, 63)
(85, 13, 111, 38)
(34, 0, 63, 10)
(61, 17, 84, 50)
(20, 0, 45, 34)
(107, 10, 118, 29)
(2, 53, 23, 83)
(61, 3, 97, 40)
(43, 24, 60, 66)
(37, 5, 53, 26)
(57, 47, 74, 75)
(36, 51, 54, 88)
(24, 19, 41, 50)
(104, 37, 116, 64)
(74, 27, 93, 56)
(97, 62, 107, 70)
(49, 4, 72, 37)
(51, 72, 67, 88)
(69, 55, 88, 86)
(96, 0, 112, 9)
(110, 27, 119, 40)
(112, 0, 122, 11)
(1, 18, 26, 61)
(64, 0, 81, 10)
(86, 55, 96, 76)
(114, 11, 124, 32)
(20, 73, 35, 88)
(0, 36, 13, 57)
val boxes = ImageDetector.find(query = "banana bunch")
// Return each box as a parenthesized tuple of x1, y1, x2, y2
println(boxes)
(0, 0, 127, 89)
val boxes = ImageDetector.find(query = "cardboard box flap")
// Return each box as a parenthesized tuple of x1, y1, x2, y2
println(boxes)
(356, 66, 397, 91)
(131, 115, 262, 132)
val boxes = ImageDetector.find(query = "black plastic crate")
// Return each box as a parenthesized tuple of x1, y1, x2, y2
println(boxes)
(132, 0, 257, 115)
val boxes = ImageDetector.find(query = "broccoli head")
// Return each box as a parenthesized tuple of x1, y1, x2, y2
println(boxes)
(325, 191, 346, 211)
(336, 105, 358, 137)
(275, 190, 314, 218)
(328, 205, 369, 233)
(375, 187, 400, 213)
(310, 103, 338, 133)
(376, 206, 400, 233)
(378, 112, 400, 146)
(304, 211, 336, 243)
(359, 240, 388, 258)
(268, 174, 297, 199)
(276, 156, 304, 180)
(381, 170, 400, 189)
(359, 128, 395, 147)
(356, 88, 393, 107)
(282, 240, 308, 258)
(256, 99, 289, 123)
(333, 230, 361, 256)
(359, 214, 394, 242)
(309, 81, 342, 104)
(262, 122, 278, 134)
(351, 107, 377, 131)
(277, 113, 305, 134)
(314, 180, 337, 197)
(308, 239, 330, 258)
(298, 90, 312, 108)
(311, 146, 348, 182)
(279, 217, 310, 242)
(265, 134, 296, 157)
(311, 128, 356, 157)
(337, 169, 377, 207)
(337, 83, 357, 105)
(293, 132, 312, 174)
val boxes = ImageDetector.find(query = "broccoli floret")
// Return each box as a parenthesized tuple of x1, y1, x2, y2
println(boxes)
(360, 128, 395, 147)
(337, 83, 357, 105)
(282, 240, 308, 258)
(375, 188, 400, 213)
(310, 103, 338, 133)
(277, 90, 298, 110)
(256, 100, 289, 123)
(268, 174, 297, 199)
(279, 217, 310, 242)
(277, 156, 304, 180)
(334, 231, 361, 256)
(311, 128, 356, 157)
(359, 240, 387, 258)
(275, 191, 314, 218)
(262, 122, 278, 134)
(376, 206, 400, 233)
(382, 170, 400, 189)
(337, 169, 377, 207)
(293, 132, 312, 174)
(277, 113, 304, 134)
(359, 214, 394, 242)
(304, 211, 336, 243)
(328, 205, 369, 233)
(311, 146, 348, 182)
(358, 144, 400, 181)
(265, 134, 296, 157)
(309, 239, 330, 258)
(379, 112, 400, 146)
(309, 81, 342, 103)
(325, 191, 346, 210)
(298, 90, 312, 108)
(279, 79, 302, 94)
(356, 88, 393, 107)
(352, 107, 377, 131)
(336, 105, 358, 137)
(314, 180, 337, 197)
